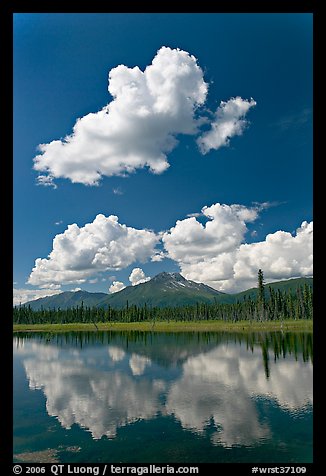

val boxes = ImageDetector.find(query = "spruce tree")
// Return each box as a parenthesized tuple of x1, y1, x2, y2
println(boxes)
(257, 269, 265, 320)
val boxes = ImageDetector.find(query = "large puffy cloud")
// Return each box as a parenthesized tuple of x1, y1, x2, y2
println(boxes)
(197, 97, 256, 154)
(163, 203, 258, 264)
(28, 214, 159, 287)
(33, 47, 208, 186)
(163, 203, 313, 292)
(26, 204, 313, 291)
(162, 203, 258, 291)
(233, 221, 313, 285)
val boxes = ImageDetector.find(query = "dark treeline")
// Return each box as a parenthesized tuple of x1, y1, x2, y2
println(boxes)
(13, 281, 313, 325)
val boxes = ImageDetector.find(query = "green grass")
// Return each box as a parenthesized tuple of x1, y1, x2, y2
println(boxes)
(13, 319, 313, 333)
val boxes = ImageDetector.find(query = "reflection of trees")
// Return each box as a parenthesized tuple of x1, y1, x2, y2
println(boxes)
(14, 330, 313, 366)
(261, 340, 270, 380)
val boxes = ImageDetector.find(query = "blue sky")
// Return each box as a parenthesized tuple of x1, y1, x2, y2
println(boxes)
(13, 13, 313, 303)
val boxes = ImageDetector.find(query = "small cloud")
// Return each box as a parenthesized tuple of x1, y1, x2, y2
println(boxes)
(197, 97, 256, 154)
(36, 175, 57, 189)
(129, 268, 150, 286)
(251, 230, 258, 237)
(55, 220, 63, 226)
(186, 212, 202, 218)
(274, 108, 311, 131)
(113, 187, 123, 195)
(71, 287, 82, 292)
(151, 252, 167, 262)
(252, 201, 286, 211)
(89, 278, 98, 284)
(38, 283, 61, 290)
(109, 281, 126, 294)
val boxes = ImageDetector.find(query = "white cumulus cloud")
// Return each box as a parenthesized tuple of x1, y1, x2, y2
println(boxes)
(150, 251, 166, 262)
(33, 46, 208, 186)
(28, 214, 159, 287)
(26, 202, 312, 292)
(197, 97, 256, 154)
(109, 281, 126, 294)
(163, 203, 259, 265)
(129, 268, 150, 286)
(233, 221, 313, 285)
(163, 203, 313, 292)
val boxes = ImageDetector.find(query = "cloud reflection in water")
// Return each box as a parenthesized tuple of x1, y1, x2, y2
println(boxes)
(14, 335, 312, 446)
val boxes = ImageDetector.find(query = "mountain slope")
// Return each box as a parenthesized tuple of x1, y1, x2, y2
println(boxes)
(21, 274, 313, 310)
(215, 277, 313, 304)
(98, 272, 224, 308)
(23, 290, 108, 311)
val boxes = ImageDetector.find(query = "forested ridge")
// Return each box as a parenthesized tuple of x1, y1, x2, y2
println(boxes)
(13, 271, 313, 325)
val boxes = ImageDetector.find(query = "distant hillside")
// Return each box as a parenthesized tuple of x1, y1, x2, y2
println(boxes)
(21, 274, 313, 310)
(24, 290, 108, 311)
(217, 277, 313, 304)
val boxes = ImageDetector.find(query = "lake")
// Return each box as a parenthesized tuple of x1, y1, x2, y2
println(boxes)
(13, 330, 313, 463)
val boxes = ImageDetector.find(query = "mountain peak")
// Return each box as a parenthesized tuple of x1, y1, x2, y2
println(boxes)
(151, 271, 184, 281)
(98, 270, 223, 308)
(142, 271, 221, 296)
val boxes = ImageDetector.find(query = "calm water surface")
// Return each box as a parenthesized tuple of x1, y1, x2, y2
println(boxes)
(13, 331, 313, 463)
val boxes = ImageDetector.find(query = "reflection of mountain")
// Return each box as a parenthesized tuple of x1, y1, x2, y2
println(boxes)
(14, 333, 313, 446)
(15, 331, 222, 368)
(14, 330, 313, 368)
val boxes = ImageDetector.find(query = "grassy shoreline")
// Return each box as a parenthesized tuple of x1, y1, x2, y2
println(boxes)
(13, 319, 313, 333)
